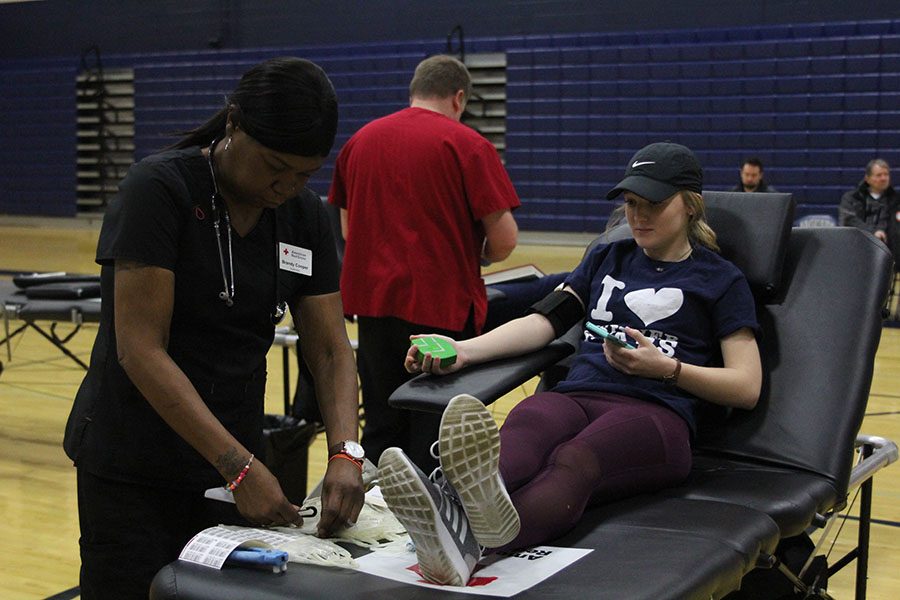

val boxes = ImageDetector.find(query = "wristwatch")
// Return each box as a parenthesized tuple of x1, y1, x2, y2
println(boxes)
(329, 440, 365, 461)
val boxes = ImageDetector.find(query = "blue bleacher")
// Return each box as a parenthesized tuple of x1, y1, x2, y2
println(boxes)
(879, 54, 900, 73)
(3, 19, 899, 229)
(0, 63, 77, 216)
(502, 20, 900, 229)
(808, 94, 844, 111)
(882, 34, 900, 52)
(743, 41, 778, 59)
(843, 93, 880, 111)
(845, 36, 882, 54)
(808, 38, 846, 56)
(809, 56, 845, 74)
(777, 39, 814, 57)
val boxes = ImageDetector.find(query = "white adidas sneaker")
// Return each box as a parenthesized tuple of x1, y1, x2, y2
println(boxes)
(378, 447, 481, 586)
(438, 394, 521, 548)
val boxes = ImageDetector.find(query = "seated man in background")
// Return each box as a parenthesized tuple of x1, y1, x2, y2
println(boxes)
(839, 159, 896, 246)
(839, 159, 899, 319)
(731, 157, 777, 193)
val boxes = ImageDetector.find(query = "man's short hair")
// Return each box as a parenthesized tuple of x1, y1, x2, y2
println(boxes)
(865, 158, 890, 176)
(741, 157, 764, 171)
(409, 55, 473, 102)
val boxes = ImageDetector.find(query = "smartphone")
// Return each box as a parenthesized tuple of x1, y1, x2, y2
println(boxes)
(585, 322, 636, 350)
(412, 336, 458, 367)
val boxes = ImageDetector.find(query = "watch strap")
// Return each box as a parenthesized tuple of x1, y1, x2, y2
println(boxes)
(328, 440, 363, 458)
(329, 452, 364, 470)
(663, 357, 682, 386)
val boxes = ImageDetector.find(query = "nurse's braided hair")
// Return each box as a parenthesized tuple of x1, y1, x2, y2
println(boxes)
(172, 57, 338, 157)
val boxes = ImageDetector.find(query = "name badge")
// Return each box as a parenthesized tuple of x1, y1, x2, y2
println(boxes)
(279, 242, 312, 276)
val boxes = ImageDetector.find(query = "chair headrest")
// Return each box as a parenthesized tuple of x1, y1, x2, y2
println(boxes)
(595, 191, 795, 300)
(702, 191, 795, 299)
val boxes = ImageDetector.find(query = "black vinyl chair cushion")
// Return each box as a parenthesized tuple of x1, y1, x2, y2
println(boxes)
(696, 229, 893, 500)
(389, 337, 575, 412)
(149, 496, 778, 600)
(567, 496, 779, 569)
(661, 455, 839, 537)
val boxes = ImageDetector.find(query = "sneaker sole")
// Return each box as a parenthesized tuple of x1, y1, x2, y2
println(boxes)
(378, 448, 470, 586)
(440, 394, 520, 547)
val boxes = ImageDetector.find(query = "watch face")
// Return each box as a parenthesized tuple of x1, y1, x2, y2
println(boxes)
(343, 441, 365, 460)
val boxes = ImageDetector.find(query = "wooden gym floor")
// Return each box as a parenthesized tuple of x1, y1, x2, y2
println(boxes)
(0, 218, 897, 599)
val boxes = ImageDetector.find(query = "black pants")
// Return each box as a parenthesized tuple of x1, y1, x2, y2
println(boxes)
(356, 315, 475, 473)
(77, 469, 249, 600)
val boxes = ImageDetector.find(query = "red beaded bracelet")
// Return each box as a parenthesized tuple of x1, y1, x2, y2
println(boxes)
(225, 453, 254, 491)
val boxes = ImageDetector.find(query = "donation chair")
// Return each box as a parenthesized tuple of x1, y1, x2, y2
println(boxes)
(150, 192, 896, 599)
(389, 191, 897, 598)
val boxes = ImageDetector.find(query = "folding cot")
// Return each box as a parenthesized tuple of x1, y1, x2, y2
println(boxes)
(150, 192, 896, 599)
(0, 275, 101, 372)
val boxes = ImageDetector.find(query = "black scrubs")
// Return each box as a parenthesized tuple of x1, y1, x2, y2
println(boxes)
(63, 147, 340, 599)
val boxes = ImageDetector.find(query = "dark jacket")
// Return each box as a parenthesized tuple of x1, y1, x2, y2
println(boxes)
(839, 180, 899, 264)
(886, 189, 900, 267)
(730, 180, 777, 193)
(839, 180, 892, 232)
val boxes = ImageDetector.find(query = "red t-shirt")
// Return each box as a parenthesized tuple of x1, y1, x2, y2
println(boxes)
(329, 107, 520, 333)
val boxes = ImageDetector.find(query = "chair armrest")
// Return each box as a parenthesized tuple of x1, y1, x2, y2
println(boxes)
(486, 286, 506, 302)
(849, 434, 899, 488)
(388, 338, 576, 413)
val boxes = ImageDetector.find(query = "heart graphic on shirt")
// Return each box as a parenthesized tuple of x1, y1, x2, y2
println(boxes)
(624, 287, 683, 326)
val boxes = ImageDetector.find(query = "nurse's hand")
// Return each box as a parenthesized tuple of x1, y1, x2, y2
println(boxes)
(232, 461, 303, 527)
(316, 457, 365, 538)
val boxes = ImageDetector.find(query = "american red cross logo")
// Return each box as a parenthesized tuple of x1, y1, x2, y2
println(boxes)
(407, 564, 497, 587)
(283, 248, 289, 255)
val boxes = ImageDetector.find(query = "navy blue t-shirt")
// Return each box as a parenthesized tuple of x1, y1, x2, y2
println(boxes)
(555, 239, 758, 434)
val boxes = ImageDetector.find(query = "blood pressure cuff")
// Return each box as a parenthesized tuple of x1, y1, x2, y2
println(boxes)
(527, 289, 584, 338)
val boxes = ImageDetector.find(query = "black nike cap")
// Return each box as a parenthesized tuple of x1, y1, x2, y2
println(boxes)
(606, 142, 703, 203)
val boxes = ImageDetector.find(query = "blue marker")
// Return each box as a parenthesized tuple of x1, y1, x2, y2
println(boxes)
(225, 547, 289, 573)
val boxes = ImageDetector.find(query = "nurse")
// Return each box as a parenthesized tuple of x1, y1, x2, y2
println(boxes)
(64, 57, 364, 599)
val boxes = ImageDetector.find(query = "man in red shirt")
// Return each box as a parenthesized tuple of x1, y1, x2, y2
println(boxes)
(329, 55, 520, 470)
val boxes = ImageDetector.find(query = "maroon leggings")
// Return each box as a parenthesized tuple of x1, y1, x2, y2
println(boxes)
(496, 391, 692, 551)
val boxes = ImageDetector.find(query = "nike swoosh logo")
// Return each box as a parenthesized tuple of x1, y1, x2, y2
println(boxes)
(632, 161, 655, 167)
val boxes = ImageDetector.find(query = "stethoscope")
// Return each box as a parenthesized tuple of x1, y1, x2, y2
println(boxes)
(206, 138, 287, 325)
